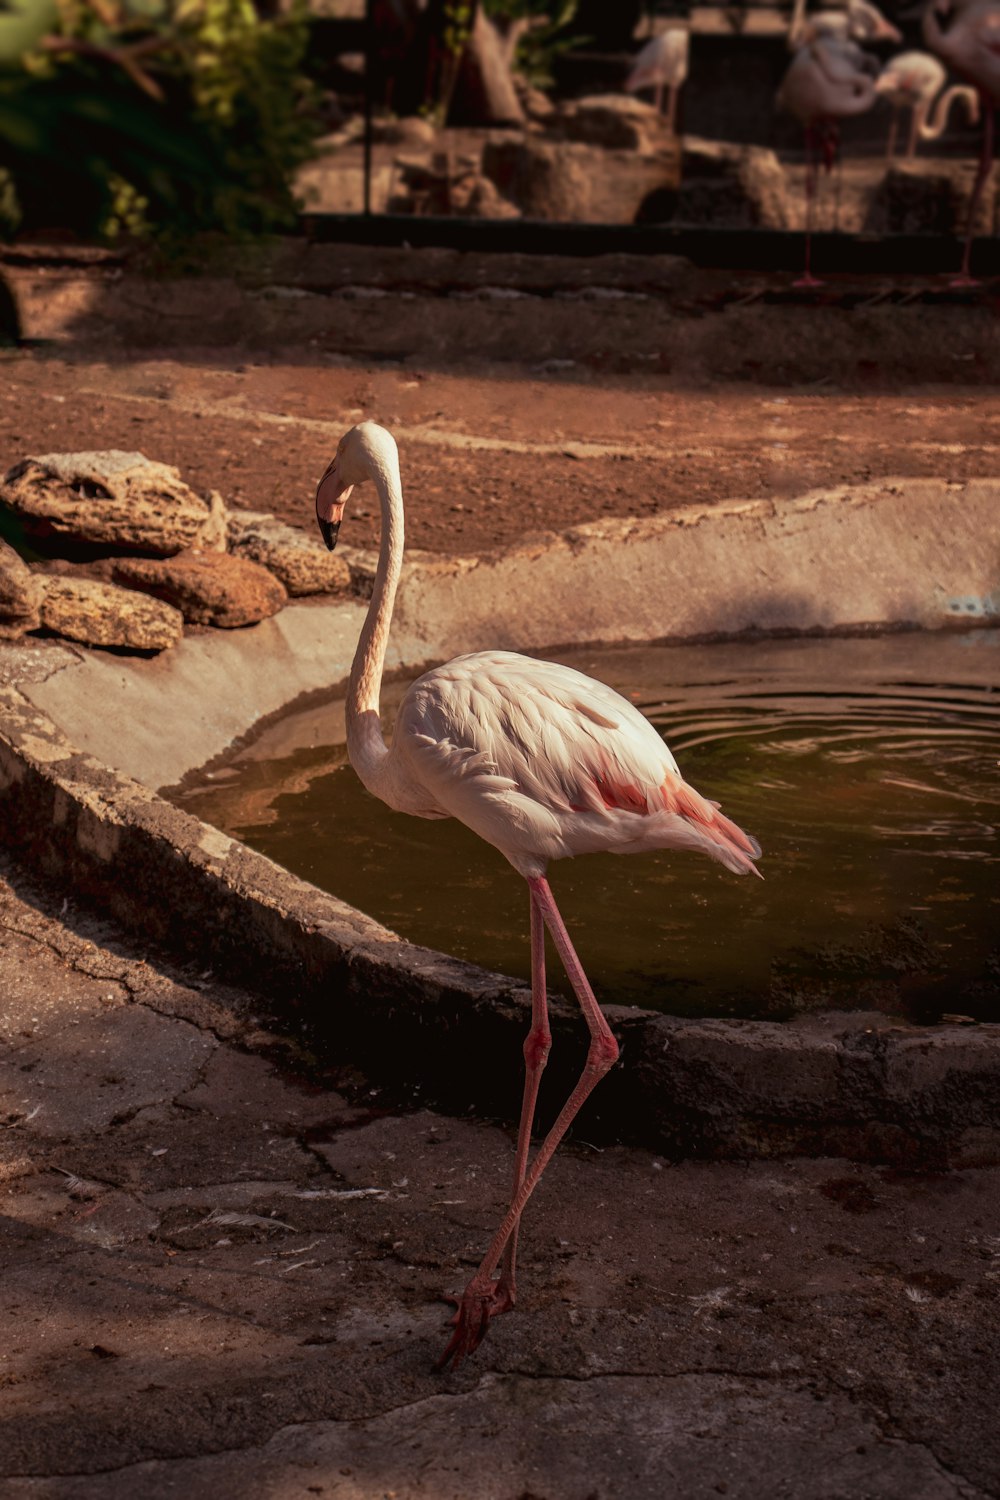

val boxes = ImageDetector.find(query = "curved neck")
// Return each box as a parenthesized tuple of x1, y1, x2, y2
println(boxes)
(346, 446, 404, 791)
(920, 83, 978, 138)
(788, 0, 808, 47)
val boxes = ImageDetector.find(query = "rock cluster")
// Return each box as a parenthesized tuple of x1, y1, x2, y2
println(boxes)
(0, 538, 43, 639)
(228, 510, 352, 597)
(0, 449, 349, 654)
(1, 450, 227, 555)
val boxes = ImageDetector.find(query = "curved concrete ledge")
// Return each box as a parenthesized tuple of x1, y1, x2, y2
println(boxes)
(3, 476, 999, 1165)
(2, 686, 999, 1166)
(14, 476, 1000, 790)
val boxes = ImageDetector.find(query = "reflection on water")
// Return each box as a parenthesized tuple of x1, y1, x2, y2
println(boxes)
(175, 633, 1000, 1024)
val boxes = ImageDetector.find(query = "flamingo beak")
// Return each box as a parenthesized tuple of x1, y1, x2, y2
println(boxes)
(316, 460, 353, 551)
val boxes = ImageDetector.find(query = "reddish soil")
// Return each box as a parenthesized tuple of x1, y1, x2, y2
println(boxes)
(1, 348, 998, 555)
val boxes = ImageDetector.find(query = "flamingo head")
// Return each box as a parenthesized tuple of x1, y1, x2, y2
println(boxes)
(315, 421, 395, 551)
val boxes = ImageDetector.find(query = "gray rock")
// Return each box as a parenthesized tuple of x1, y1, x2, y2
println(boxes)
(482, 137, 679, 223)
(0, 451, 228, 557)
(228, 510, 351, 597)
(554, 93, 671, 152)
(675, 137, 790, 230)
(0, 538, 42, 639)
(110, 549, 288, 627)
(38, 575, 183, 652)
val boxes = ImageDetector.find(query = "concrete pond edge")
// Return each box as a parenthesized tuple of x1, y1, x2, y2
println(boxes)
(4, 475, 1000, 1166)
(3, 683, 1000, 1168)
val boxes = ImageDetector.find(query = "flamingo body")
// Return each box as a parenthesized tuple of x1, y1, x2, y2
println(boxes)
(315, 422, 761, 1369)
(388, 650, 760, 879)
(625, 28, 690, 94)
(922, 0, 1000, 279)
(779, 34, 881, 125)
(625, 28, 689, 130)
(875, 49, 978, 154)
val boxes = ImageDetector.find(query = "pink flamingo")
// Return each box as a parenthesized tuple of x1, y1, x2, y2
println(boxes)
(778, 34, 881, 285)
(875, 50, 979, 158)
(923, 0, 1000, 282)
(625, 28, 690, 134)
(316, 421, 762, 1370)
(787, 0, 902, 49)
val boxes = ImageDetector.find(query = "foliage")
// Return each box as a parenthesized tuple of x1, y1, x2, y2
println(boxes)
(0, 0, 320, 244)
(483, 0, 579, 86)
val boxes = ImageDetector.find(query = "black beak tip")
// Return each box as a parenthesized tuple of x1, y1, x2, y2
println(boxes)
(319, 519, 341, 552)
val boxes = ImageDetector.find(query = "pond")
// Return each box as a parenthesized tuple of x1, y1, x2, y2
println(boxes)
(174, 631, 1000, 1025)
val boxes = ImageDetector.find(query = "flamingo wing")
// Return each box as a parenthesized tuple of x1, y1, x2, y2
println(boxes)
(391, 651, 761, 878)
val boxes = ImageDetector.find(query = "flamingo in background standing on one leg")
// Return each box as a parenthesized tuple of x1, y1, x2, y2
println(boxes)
(315, 421, 762, 1371)
(625, 28, 690, 134)
(923, 0, 1000, 282)
(778, 35, 881, 285)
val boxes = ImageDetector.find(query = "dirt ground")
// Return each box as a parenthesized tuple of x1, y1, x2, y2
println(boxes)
(1, 346, 999, 556)
(2, 854, 999, 1499)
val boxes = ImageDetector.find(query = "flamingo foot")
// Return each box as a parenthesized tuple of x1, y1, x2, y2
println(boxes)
(435, 1273, 516, 1371)
(793, 272, 824, 289)
(948, 272, 981, 289)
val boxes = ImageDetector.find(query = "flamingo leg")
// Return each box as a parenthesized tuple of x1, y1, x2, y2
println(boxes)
(436, 874, 619, 1371)
(886, 105, 899, 162)
(906, 104, 919, 160)
(666, 83, 679, 136)
(955, 94, 994, 287)
(494, 887, 551, 1309)
(794, 126, 823, 288)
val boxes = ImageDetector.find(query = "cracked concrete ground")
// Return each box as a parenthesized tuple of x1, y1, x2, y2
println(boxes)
(1, 856, 999, 1499)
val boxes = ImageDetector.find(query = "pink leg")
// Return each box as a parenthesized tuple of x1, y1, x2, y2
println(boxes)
(495, 888, 550, 1301)
(794, 126, 823, 289)
(436, 874, 619, 1371)
(886, 106, 899, 162)
(954, 96, 993, 287)
(666, 84, 679, 136)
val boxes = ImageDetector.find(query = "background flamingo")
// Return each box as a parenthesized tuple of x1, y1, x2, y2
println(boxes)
(778, 34, 881, 284)
(875, 49, 980, 156)
(787, 0, 902, 50)
(625, 28, 690, 134)
(315, 421, 761, 1370)
(923, 0, 1000, 281)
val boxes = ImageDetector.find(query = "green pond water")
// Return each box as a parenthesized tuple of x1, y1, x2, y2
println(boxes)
(174, 632, 1000, 1024)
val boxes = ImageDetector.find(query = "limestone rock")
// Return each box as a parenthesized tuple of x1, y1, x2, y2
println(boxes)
(0, 538, 42, 639)
(554, 94, 670, 152)
(38, 576, 183, 652)
(482, 136, 679, 223)
(673, 138, 790, 230)
(0, 451, 228, 557)
(110, 549, 288, 627)
(228, 511, 351, 597)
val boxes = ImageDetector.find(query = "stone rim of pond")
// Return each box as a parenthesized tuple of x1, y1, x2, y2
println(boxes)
(3, 683, 999, 1170)
(4, 477, 1000, 1165)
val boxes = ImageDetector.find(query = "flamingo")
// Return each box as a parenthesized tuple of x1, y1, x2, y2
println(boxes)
(625, 28, 690, 134)
(315, 421, 762, 1370)
(787, 0, 902, 50)
(875, 49, 980, 157)
(923, 0, 1000, 282)
(778, 34, 881, 284)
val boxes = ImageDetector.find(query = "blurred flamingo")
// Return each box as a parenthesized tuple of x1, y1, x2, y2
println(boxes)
(923, 0, 1000, 281)
(625, 28, 690, 133)
(875, 49, 980, 156)
(778, 34, 881, 284)
(315, 421, 762, 1370)
(788, 0, 902, 49)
